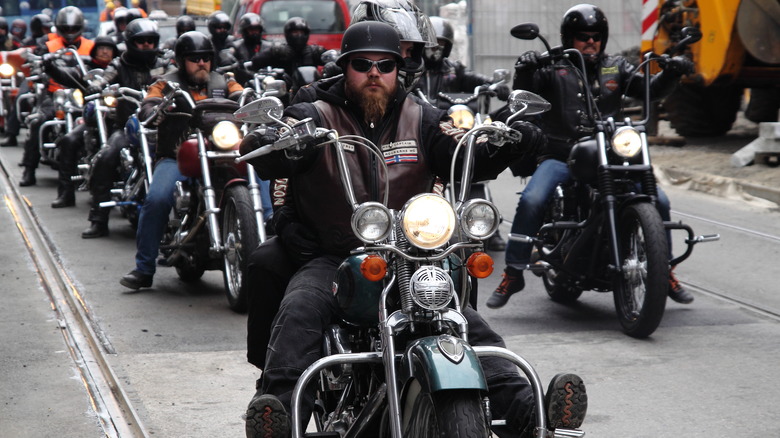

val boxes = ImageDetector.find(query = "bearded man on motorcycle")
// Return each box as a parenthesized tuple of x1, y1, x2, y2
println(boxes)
(487, 3, 695, 309)
(119, 31, 243, 289)
(19, 6, 95, 187)
(239, 20, 583, 438)
(75, 19, 175, 237)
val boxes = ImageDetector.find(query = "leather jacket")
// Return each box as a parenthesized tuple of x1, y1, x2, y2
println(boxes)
(244, 76, 522, 256)
(101, 52, 175, 127)
(513, 53, 679, 162)
(417, 58, 491, 110)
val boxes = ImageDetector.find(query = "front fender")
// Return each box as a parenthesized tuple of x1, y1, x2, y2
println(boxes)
(400, 335, 487, 394)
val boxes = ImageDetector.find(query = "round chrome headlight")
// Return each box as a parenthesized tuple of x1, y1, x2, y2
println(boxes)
(401, 194, 456, 250)
(460, 199, 500, 240)
(448, 104, 475, 129)
(612, 127, 642, 158)
(71, 89, 84, 107)
(409, 266, 454, 311)
(102, 93, 117, 108)
(0, 63, 15, 78)
(351, 202, 392, 243)
(212, 121, 242, 150)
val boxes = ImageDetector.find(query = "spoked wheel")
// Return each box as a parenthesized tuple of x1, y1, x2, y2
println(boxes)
(404, 386, 489, 437)
(221, 185, 260, 313)
(613, 203, 669, 338)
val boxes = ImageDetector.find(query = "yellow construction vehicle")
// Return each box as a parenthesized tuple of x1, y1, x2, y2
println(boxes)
(642, 0, 780, 136)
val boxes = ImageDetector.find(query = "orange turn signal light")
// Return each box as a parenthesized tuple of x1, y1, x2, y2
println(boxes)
(55, 110, 65, 120)
(466, 252, 494, 278)
(360, 254, 387, 281)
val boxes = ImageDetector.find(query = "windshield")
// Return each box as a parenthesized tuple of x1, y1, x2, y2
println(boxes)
(261, 0, 347, 34)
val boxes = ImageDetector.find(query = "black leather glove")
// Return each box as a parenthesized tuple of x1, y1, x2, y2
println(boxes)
(239, 127, 279, 157)
(510, 120, 546, 156)
(663, 55, 694, 76)
(321, 61, 342, 79)
(495, 84, 510, 101)
(514, 50, 540, 72)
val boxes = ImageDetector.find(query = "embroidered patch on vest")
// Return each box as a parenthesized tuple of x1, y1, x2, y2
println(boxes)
(601, 66, 619, 75)
(604, 79, 619, 91)
(382, 140, 418, 164)
(211, 88, 226, 98)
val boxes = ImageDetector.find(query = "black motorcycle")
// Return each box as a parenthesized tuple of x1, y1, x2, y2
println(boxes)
(510, 23, 719, 338)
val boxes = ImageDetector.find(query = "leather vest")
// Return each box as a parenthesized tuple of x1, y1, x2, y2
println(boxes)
(296, 98, 434, 256)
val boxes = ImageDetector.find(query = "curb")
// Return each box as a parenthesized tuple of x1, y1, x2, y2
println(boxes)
(657, 166, 780, 207)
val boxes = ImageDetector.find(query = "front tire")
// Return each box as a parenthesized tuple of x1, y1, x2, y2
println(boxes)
(221, 186, 260, 313)
(404, 389, 489, 438)
(613, 203, 668, 338)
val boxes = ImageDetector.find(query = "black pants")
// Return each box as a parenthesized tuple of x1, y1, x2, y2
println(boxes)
(87, 130, 126, 223)
(260, 255, 535, 437)
(21, 95, 54, 169)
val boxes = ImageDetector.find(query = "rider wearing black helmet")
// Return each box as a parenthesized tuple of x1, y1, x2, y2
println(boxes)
(10, 19, 27, 49)
(19, 6, 95, 187)
(241, 19, 554, 438)
(0, 18, 11, 51)
(161, 15, 196, 51)
(25, 14, 54, 48)
(118, 30, 243, 289)
(489, 3, 696, 309)
(251, 17, 326, 90)
(207, 11, 235, 52)
(75, 18, 176, 237)
(112, 7, 130, 45)
(229, 13, 272, 84)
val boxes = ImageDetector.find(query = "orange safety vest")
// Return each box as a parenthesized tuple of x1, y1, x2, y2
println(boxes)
(45, 36, 95, 92)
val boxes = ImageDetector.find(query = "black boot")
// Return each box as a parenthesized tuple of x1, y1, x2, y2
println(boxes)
(81, 221, 109, 239)
(52, 177, 76, 208)
(19, 167, 36, 187)
(1, 134, 18, 147)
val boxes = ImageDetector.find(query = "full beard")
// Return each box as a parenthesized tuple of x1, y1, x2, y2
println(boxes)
(191, 69, 211, 85)
(346, 77, 394, 125)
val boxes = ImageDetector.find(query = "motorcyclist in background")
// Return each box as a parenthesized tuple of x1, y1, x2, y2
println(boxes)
(24, 14, 54, 48)
(487, 3, 696, 309)
(417, 15, 511, 251)
(78, 18, 175, 238)
(118, 31, 243, 290)
(50, 36, 120, 208)
(230, 12, 273, 85)
(208, 11, 235, 53)
(111, 7, 130, 46)
(19, 6, 95, 187)
(0, 18, 12, 51)
(10, 19, 27, 49)
(161, 15, 196, 51)
(240, 20, 578, 438)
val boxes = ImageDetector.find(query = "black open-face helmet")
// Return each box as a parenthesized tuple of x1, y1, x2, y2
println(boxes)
(176, 15, 197, 36)
(239, 12, 264, 45)
(560, 4, 608, 54)
(55, 6, 85, 44)
(11, 19, 27, 39)
(429, 16, 453, 57)
(208, 11, 232, 42)
(175, 31, 215, 70)
(125, 18, 160, 64)
(284, 17, 310, 51)
(91, 35, 119, 59)
(0, 17, 8, 33)
(337, 21, 404, 69)
(349, 0, 436, 92)
(31, 14, 54, 38)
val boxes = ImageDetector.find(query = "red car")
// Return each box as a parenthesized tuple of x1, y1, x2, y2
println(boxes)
(228, 0, 351, 51)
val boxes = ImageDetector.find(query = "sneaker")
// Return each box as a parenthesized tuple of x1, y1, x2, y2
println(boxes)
(546, 373, 587, 430)
(245, 393, 291, 438)
(119, 270, 153, 290)
(668, 268, 693, 304)
(486, 267, 524, 309)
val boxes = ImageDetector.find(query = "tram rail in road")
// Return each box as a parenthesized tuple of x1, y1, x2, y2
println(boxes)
(0, 160, 148, 438)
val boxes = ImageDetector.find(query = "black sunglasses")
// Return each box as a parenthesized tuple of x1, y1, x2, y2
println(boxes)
(134, 36, 158, 45)
(349, 58, 397, 74)
(574, 32, 602, 42)
(186, 54, 212, 63)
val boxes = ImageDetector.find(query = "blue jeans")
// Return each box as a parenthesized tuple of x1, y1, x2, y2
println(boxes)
(505, 159, 674, 268)
(258, 178, 273, 221)
(134, 158, 185, 275)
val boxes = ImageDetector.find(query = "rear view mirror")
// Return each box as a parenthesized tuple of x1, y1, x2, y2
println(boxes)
(508, 90, 551, 117)
(510, 23, 540, 40)
(234, 97, 284, 124)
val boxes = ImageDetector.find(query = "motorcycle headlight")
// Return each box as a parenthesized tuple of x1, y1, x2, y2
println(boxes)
(351, 202, 392, 243)
(71, 89, 84, 107)
(212, 121, 242, 150)
(0, 63, 15, 78)
(54, 89, 67, 105)
(401, 194, 456, 250)
(409, 266, 454, 311)
(460, 199, 501, 240)
(102, 92, 118, 108)
(611, 127, 642, 158)
(448, 104, 474, 129)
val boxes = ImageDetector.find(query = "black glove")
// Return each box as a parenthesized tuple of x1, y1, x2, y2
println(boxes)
(321, 61, 342, 79)
(85, 85, 102, 97)
(495, 84, 510, 101)
(239, 127, 279, 157)
(514, 50, 540, 72)
(510, 120, 546, 156)
(663, 55, 694, 76)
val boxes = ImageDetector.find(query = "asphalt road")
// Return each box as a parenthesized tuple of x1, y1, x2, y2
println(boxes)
(2, 132, 779, 437)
